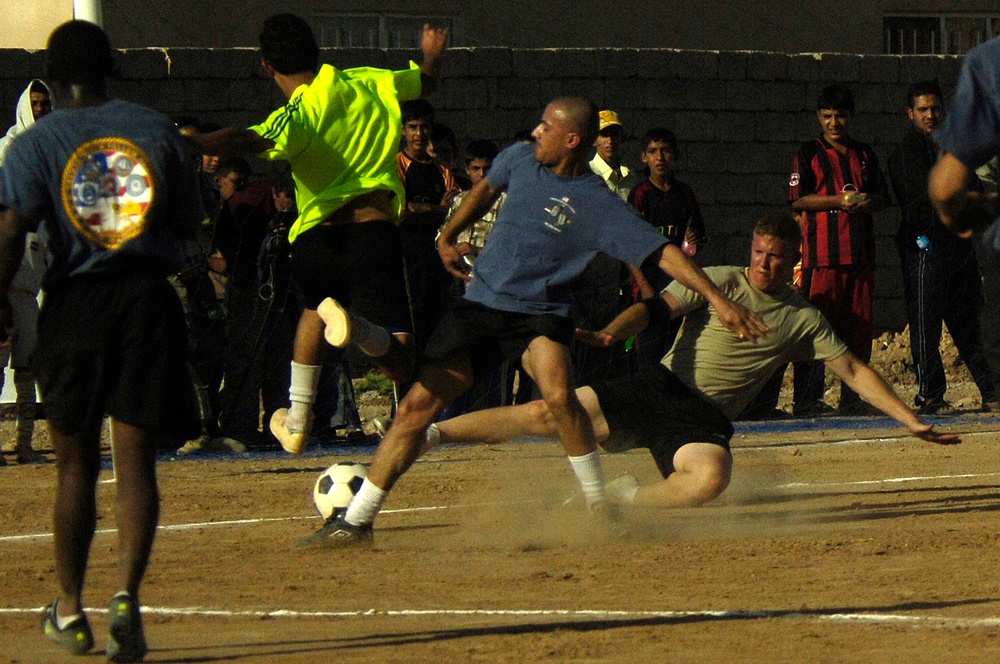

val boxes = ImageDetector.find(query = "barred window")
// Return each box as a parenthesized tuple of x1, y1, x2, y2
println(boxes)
(884, 14, 1000, 55)
(312, 13, 455, 48)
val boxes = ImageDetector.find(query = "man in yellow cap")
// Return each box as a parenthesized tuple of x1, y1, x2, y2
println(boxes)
(589, 109, 637, 199)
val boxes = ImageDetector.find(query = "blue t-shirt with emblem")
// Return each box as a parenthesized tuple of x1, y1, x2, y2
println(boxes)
(0, 99, 202, 290)
(464, 142, 666, 316)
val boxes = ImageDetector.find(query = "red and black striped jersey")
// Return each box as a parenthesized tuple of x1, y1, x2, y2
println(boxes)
(788, 136, 888, 268)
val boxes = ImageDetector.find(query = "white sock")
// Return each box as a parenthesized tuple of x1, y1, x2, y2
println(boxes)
(567, 451, 608, 506)
(287, 362, 320, 429)
(611, 481, 640, 505)
(427, 423, 441, 447)
(344, 478, 387, 526)
(349, 314, 391, 357)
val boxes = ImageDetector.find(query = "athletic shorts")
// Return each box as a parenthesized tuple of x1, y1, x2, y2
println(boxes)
(31, 273, 200, 444)
(589, 363, 733, 477)
(422, 300, 575, 379)
(290, 220, 412, 334)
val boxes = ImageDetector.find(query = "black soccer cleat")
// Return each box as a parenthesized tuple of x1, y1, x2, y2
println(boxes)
(297, 511, 374, 549)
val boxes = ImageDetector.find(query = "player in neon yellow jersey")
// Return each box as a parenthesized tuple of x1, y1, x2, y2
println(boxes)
(195, 14, 448, 453)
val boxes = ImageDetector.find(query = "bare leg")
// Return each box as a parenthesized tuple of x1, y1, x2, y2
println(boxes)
(366, 354, 473, 491)
(109, 420, 161, 597)
(436, 385, 611, 445)
(292, 308, 325, 366)
(632, 443, 732, 508)
(519, 337, 595, 457)
(49, 421, 103, 616)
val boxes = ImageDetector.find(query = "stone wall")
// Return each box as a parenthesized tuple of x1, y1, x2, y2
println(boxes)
(0, 46, 968, 331)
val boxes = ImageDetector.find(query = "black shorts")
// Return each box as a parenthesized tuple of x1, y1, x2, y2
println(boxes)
(423, 300, 575, 378)
(290, 220, 412, 333)
(32, 273, 201, 444)
(589, 363, 733, 477)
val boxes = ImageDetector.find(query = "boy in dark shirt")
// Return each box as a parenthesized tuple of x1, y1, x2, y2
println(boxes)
(627, 128, 706, 365)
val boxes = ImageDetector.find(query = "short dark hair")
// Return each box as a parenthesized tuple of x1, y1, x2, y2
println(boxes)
(259, 13, 319, 76)
(173, 115, 200, 131)
(273, 173, 295, 196)
(217, 157, 252, 179)
(401, 99, 435, 125)
(45, 20, 115, 88)
(816, 84, 854, 113)
(906, 80, 944, 108)
(641, 127, 679, 153)
(754, 209, 802, 248)
(465, 139, 500, 163)
(29, 80, 50, 96)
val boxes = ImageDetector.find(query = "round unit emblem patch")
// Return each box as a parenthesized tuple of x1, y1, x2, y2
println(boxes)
(61, 138, 155, 249)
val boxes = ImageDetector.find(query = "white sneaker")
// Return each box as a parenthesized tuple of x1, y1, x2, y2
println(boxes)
(605, 474, 640, 505)
(269, 408, 312, 454)
(317, 298, 351, 348)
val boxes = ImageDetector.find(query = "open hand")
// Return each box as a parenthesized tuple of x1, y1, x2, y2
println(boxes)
(715, 298, 769, 343)
(909, 422, 961, 445)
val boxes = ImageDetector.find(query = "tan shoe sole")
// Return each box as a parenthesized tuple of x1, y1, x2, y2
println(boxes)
(317, 298, 351, 348)
(269, 408, 308, 454)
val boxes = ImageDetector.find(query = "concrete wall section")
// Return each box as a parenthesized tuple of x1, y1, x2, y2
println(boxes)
(0, 47, 969, 331)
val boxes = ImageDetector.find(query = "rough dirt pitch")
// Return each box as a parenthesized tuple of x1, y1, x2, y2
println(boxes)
(2, 407, 1000, 663)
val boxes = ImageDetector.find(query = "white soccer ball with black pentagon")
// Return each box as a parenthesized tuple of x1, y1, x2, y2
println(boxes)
(313, 462, 368, 519)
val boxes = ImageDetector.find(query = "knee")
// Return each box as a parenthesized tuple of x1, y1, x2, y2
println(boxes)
(687, 462, 731, 505)
(525, 399, 558, 434)
(539, 386, 575, 419)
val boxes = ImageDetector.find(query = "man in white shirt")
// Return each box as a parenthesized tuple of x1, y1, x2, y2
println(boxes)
(589, 109, 638, 199)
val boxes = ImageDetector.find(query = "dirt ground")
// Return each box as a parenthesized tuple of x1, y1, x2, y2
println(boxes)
(2, 330, 1000, 663)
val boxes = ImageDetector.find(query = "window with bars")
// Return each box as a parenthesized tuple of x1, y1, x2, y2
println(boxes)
(312, 14, 455, 48)
(884, 14, 1000, 54)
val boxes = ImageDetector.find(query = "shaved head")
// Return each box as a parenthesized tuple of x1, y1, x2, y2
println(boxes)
(550, 97, 599, 149)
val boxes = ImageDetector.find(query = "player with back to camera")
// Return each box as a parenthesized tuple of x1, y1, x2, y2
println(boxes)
(192, 14, 449, 454)
(0, 20, 203, 661)
(298, 96, 771, 548)
(430, 211, 958, 509)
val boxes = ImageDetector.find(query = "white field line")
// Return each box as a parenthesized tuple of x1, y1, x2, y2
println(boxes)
(0, 502, 534, 544)
(0, 464, 995, 544)
(777, 470, 1000, 489)
(0, 605, 998, 629)
(1, 464, 994, 545)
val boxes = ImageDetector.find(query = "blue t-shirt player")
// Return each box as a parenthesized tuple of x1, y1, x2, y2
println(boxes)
(300, 97, 768, 550)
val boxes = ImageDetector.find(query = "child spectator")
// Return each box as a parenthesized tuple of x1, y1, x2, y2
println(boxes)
(627, 128, 706, 366)
(397, 99, 460, 349)
(788, 84, 889, 416)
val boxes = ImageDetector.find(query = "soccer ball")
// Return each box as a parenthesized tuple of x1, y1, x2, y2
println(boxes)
(313, 462, 368, 519)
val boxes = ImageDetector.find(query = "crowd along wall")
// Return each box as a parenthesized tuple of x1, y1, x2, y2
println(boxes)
(0, 46, 968, 332)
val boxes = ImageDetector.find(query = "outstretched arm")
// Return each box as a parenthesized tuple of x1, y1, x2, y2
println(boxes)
(575, 292, 681, 347)
(187, 127, 274, 160)
(418, 24, 449, 96)
(826, 351, 960, 445)
(654, 243, 769, 343)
